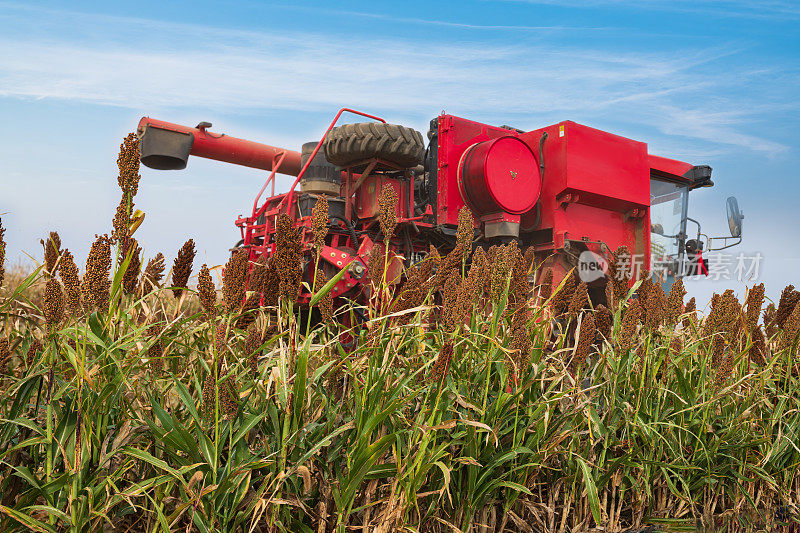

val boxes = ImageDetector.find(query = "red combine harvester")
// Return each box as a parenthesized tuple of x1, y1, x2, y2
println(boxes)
(137, 108, 743, 305)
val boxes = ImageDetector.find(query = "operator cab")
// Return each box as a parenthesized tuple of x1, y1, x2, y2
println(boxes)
(648, 162, 743, 291)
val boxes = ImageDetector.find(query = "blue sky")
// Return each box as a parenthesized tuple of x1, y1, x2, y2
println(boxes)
(1, 0, 798, 307)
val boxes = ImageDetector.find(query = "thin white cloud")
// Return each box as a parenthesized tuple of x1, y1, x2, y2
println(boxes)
(0, 3, 794, 156)
(498, 0, 800, 19)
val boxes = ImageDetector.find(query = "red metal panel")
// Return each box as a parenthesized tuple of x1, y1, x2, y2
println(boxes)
(649, 154, 693, 182)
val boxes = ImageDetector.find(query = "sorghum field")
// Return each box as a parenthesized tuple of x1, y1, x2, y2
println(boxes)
(0, 136, 799, 533)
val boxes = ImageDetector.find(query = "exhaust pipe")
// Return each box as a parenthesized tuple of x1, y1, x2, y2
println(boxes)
(137, 117, 303, 176)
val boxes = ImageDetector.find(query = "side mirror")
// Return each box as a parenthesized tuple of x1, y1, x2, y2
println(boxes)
(726, 196, 743, 238)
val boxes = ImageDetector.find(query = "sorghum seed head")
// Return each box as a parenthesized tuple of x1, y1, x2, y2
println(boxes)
(489, 244, 515, 303)
(605, 280, 614, 310)
(745, 283, 765, 331)
(455, 207, 474, 261)
(44, 278, 64, 330)
(214, 323, 228, 355)
(715, 345, 735, 389)
(171, 239, 196, 298)
(139, 253, 165, 295)
(594, 304, 613, 339)
(311, 196, 329, 250)
(776, 285, 800, 328)
(568, 281, 589, 319)
(608, 245, 633, 301)
(201, 373, 216, 422)
(117, 132, 141, 198)
(59, 250, 82, 314)
(683, 297, 696, 329)
(666, 279, 686, 325)
(42, 231, 62, 275)
(378, 184, 398, 241)
(274, 214, 303, 302)
(637, 270, 653, 310)
(779, 301, 800, 353)
(223, 249, 248, 313)
(0, 337, 8, 372)
(198, 264, 217, 318)
(221, 378, 238, 420)
(121, 238, 142, 295)
(429, 342, 453, 383)
(617, 302, 640, 353)
(646, 284, 667, 330)
(111, 197, 131, 244)
(367, 240, 388, 289)
(82, 235, 112, 311)
(575, 313, 596, 371)
(749, 325, 767, 366)
(26, 340, 42, 367)
(510, 325, 532, 372)
(711, 335, 726, 369)
(236, 293, 261, 330)
(245, 321, 264, 377)
(551, 270, 576, 317)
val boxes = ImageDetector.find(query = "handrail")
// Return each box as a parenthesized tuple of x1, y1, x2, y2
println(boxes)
(278, 108, 386, 216)
(252, 151, 286, 214)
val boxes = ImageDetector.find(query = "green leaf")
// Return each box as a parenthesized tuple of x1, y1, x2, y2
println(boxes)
(577, 456, 601, 526)
(309, 266, 348, 307)
(0, 504, 56, 532)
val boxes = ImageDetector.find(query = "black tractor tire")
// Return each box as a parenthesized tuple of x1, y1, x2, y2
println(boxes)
(324, 122, 425, 169)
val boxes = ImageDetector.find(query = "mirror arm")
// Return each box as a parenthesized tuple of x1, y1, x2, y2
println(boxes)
(707, 235, 742, 251)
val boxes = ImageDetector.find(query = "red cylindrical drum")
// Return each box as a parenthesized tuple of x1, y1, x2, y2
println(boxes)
(458, 136, 541, 215)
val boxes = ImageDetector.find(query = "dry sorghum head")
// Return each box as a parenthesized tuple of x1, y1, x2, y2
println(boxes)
(111, 197, 131, 244)
(745, 283, 765, 331)
(59, 250, 82, 315)
(666, 279, 686, 325)
(198, 264, 217, 318)
(121, 238, 142, 295)
(594, 304, 613, 339)
(26, 340, 42, 367)
(550, 270, 576, 317)
(311, 195, 329, 250)
(646, 284, 667, 330)
(171, 239, 196, 298)
(617, 302, 640, 353)
(42, 231, 62, 275)
(82, 235, 112, 311)
(274, 214, 303, 302)
(776, 285, 799, 328)
(749, 325, 767, 366)
(117, 132, 141, 197)
(44, 278, 65, 330)
(378, 184, 398, 241)
(779, 301, 800, 353)
(223, 249, 248, 313)
(608, 245, 633, 302)
(568, 281, 589, 319)
(575, 313, 596, 372)
(683, 297, 696, 329)
(429, 342, 453, 383)
(139, 253, 165, 295)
